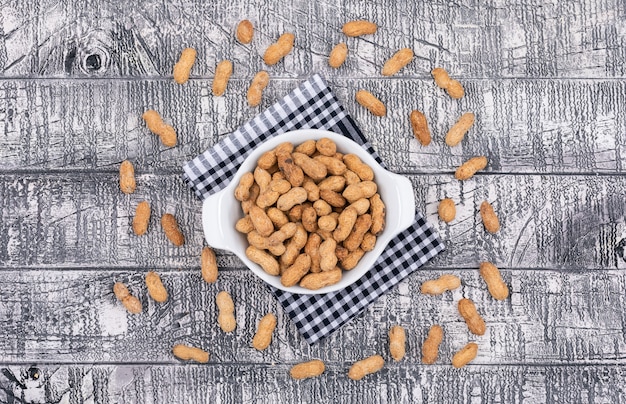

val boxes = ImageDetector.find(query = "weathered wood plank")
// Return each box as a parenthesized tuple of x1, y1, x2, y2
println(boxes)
(1, 174, 624, 270)
(0, 269, 624, 364)
(0, 364, 624, 404)
(1, 79, 625, 174)
(2, 0, 625, 78)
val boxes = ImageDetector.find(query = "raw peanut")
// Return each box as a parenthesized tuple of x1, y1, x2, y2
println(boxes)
(343, 181, 377, 203)
(273, 171, 285, 181)
(316, 138, 337, 156)
(236, 216, 255, 233)
(438, 198, 456, 223)
(288, 205, 304, 222)
(267, 222, 298, 246)
(302, 177, 320, 201)
(212, 60, 233, 96)
(172, 344, 209, 363)
(410, 110, 431, 146)
(142, 110, 177, 147)
(313, 155, 347, 175)
(344, 214, 372, 251)
(295, 140, 317, 156)
(348, 355, 385, 380)
(389, 325, 406, 361)
(422, 325, 444, 364)
(256, 190, 280, 209)
(333, 207, 358, 242)
(302, 206, 318, 232)
(119, 160, 136, 194)
(267, 207, 289, 228)
(420, 274, 461, 295)
(270, 178, 292, 194)
(446, 79, 465, 99)
(247, 71, 270, 107)
(343, 169, 361, 185)
(318, 176, 346, 192)
(431, 67, 451, 88)
(349, 198, 370, 215)
(173, 48, 196, 84)
(340, 248, 365, 270)
(320, 189, 346, 208)
(355, 90, 386, 116)
(235, 172, 255, 201)
(216, 291, 236, 332)
(382, 48, 414, 76)
(201, 246, 219, 283)
(113, 282, 142, 314)
(313, 199, 333, 216)
(292, 152, 327, 181)
(246, 246, 280, 276)
(305, 233, 322, 273)
(452, 342, 478, 368)
(241, 184, 260, 215)
(277, 150, 304, 187)
(254, 167, 272, 193)
(343, 154, 374, 181)
(480, 200, 500, 233)
(249, 205, 274, 237)
(335, 245, 349, 261)
(361, 232, 376, 251)
(319, 238, 338, 271)
(318, 214, 338, 232)
(342, 20, 378, 37)
(132, 201, 151, 236)
(290, 360, 325, 379)
(316, 229, 333, 241)
(252, 313, 277, 351)
(275, 141, 294, 155)
(161, 213, 185, 246)
(455, 156, 488, 180)
(479, 262, 509, 300)
(280, 224, 308, 268)
(277, 187, 308, 211)
(145, 271, 168, 303)
(445, 112, 475, 147)
(263, 32, 295, 65)
(300, 268, 342, 290)
(329, 43, 348, 68)
(236, 19, 254, 44)
(334, 152, 344, 160)
(281, 253, 312, 287)
(458, 298, 486, 336)
(258, 150, 277, 170)
(248, 231, 286, 256)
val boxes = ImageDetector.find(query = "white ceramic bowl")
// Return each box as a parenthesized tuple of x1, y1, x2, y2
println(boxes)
(202, 129, 415, 294)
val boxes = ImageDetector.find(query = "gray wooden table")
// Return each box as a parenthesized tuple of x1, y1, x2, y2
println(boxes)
(1, 0, 625, 402)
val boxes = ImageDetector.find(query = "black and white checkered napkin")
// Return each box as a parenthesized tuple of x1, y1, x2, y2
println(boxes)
(183, 74, 444, 344)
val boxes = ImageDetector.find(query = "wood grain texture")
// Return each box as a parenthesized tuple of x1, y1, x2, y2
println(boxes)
(1, 173, 624, 270)
(0, 269, 624, 365)
(1, 0, 626, 78)
(0, 364, 624, 404)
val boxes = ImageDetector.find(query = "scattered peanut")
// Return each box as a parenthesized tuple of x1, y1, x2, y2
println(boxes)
(290, 360, 326, 379)
(421, 325, 443, 364)
(382, 48, 414, 76)
(142, 110, 177, 147)
(420, 274, 461, 295)
(348, 355, 385, 380)
(410, 110, 431, 146)
(216, 291, 236, 333)
(431, 67, 465, 99)
(329, 43, 348, 68)
(236, 19, 254, 44)
(438, 198, 456, 223)
(119, 160, 136, 194)
(201, 246, 218, 283)
(248, 71, 270, 107)
(480, 262, 509, 300)
(389, 325, 406, 361)
(452, 342, 478, 368)
(455, 156, 488, 180)
(161, 213, 185, 246)
(264, 32, 295, 65)
(132, 201, 151, 236)
(113, 282, 142, 314)
(172, 344, 209, 363)
(445, 112, 475, 147)
(252, 313, 277, 351)
(480, 200, 500, 233)
(173, 48, 196, 84)
(458, 298, 486, 336)
(300, 269, 342, 290)
(355, 90, 386, 116)
(212, 60, 233, 96)
(342, 20, 378, 37)
(145, 271, 168, 303)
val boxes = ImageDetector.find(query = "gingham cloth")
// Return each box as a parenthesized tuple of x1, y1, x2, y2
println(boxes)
(183, 74, 444, 344)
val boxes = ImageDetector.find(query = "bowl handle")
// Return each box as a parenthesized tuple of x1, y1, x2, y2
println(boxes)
(201, 189, 230, 250)
(393, 174, 417, 232)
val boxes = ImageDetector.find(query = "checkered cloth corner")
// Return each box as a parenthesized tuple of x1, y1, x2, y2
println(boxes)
(182, 74, 445, 344)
